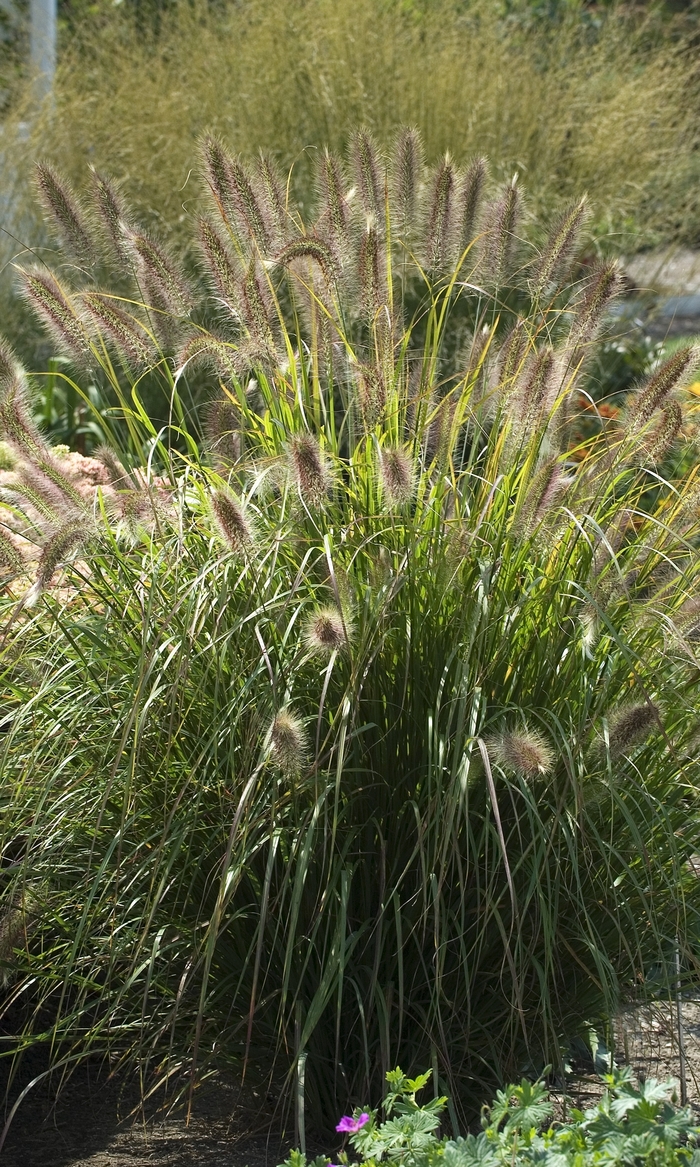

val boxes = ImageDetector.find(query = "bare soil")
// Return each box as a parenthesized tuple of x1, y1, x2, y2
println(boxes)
(3, 995, 700, 1167)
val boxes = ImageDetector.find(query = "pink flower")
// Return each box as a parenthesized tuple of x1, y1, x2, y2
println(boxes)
(335, 1112, 370, 1134)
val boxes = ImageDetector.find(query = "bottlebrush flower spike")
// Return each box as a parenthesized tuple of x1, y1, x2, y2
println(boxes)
(211, 490, 253, 553)
(458, 156, 488, 255)
(392, 126, 422, 237)
(349, 128, 384, 225)
(35, 162, 97, 266)
(490, 727, 555, 778)
(378, 446, 414, 507)
(530, 196, 588, 297)
(90, 167, 131, 264)
(288, 433, 332, 506)
(19, 268, 91, 365)
(606, 703, 659, 757)
(422, 154, 459, 272)
(304, 606, 349, 655)
(267, 709, 306, 775)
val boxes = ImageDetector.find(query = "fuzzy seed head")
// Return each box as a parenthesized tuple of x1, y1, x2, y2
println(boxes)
(198, 217, 240, 313)
(483, 178, 521, 286)
(568, 261, 622, 358)
(0, 528, 24, 575)
(0, 337, 19, 391)
(392, 127, 422, 237)
(35, 162, 96, 265)
(20, 268, 91, 364)
(531, 197, 588, 297)
(82, 293, 154, 369)
(125, 230, 193, 313)
(90, 168, 130, 263)
(304, 606, 348, 655)
(422, 154, 458, 273)
(276, 238, 340, 289)
(268, 709, 306, 775)
(350, 128, 384, 224)
(491, 727, 555, 777)
(379, 446, 414, 506)
(256, 152, 289, 248)
(205, 398, 241, 466)
(211, 490, 253, 553)
(606, 702, 659, 757)
(356, 364, 387, 430)
(288, 433, 331, 505)
(630, 346, 699, 431)
(639, 399, 683, 464)
(458, 156, 488, 253)
(35, 518, 90, 591)
(316, 150, 351, 251)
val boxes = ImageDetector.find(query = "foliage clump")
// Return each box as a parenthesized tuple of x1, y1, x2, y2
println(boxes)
(0, 127, 699, 1123)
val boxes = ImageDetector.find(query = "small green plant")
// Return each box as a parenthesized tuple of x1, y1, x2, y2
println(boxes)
(282, 1068, 700, 1167)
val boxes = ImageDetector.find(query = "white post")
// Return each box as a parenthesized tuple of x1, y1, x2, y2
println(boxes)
(30, 0, 56, 101)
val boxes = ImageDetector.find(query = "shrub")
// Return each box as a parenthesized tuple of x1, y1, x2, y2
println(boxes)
(0, 128, 699, 1127)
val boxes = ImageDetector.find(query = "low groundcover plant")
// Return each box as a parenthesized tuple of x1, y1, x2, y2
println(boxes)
(0, 126, 698, 1126)
(283, 1068, 700, 1167)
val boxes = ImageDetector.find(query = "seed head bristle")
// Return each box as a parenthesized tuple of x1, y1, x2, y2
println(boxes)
(239, 259, 277, 350)
(0, 528, 24, 575)
(124, 229, 193, 314)
(304, 605, 349, 655)
(35, 162, 97, 266)
(95, 445, 133, 489)
(211, 489, 253, 553)
(495, 319, 528, 397)
(356, 364, 386, 431)
(378, 446, 414, 507)
(511, 346, 556, 434)
(198, 217, 241, 316)
(316, 150, 352, 256)
(515, 458, 570, 537)
(629, 346, 699, 431)
(204, 397, 241, 466)
(267, 708, 306, 775)
(491, 727, 555, 777)
(458, 156, 488, 254)
(422, 154, 459, 273)
(483, 177, 521, 286)
(36, 517, 90, 591)
(0, 377, 50, 462)
(19, 268, 91, 365)
(638, 399, 683, 464)
(531, 197, 588, 298)
(606, 702, 659, 757)
(0, 337, 20, 392)
(82, 293, 154, 369)
(358, 219, 386, 323)
(201, 136, 237, 223)
(391, 126, 422, 238)
(275, 238, 340, 290)
(349, 128, 384, 225)
(567, 261, 622, 363)
(256, 152, 289, 249)
(288, 433, 331, 506)
(90, 168, 131, 264)
(176, 334, 239, 381)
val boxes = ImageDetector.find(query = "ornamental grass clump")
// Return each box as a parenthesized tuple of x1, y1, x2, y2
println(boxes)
(0, 127, 700, 1128)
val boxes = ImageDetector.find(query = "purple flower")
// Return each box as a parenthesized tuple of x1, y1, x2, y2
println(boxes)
(335, 1112, 370, 1134)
